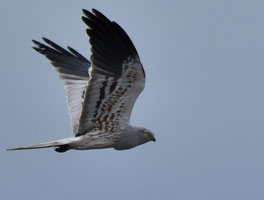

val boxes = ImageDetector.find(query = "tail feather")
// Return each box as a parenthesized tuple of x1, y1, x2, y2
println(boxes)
(7, 138, 76, 151)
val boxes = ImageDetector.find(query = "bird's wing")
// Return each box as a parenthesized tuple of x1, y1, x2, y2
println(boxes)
(32, 38, 91, 134)
(76, 9, 145, 136)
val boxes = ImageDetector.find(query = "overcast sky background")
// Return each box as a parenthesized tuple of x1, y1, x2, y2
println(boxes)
(1, 0, 264, 199)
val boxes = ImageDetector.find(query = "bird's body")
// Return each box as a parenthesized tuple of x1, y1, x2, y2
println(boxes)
(7, 9, 155, 153)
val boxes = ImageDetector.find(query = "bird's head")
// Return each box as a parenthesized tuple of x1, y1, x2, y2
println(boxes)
(141, 128, 156, 142)
(114, 126, 156, 150)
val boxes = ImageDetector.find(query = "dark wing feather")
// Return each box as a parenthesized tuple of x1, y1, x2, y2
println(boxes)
(77, 9, 145, 136)
(32, 38, 91, 134)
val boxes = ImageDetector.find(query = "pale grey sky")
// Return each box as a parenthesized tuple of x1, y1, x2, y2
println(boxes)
(1, 0, 264, 199)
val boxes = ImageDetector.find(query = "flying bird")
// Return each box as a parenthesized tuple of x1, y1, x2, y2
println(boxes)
(7, 9, 155, 153)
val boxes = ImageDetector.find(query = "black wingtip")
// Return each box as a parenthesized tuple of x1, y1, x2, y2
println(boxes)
(32, 40, 45, 50)
(42, 37, 48, 42)
(32, 46, 44, 54)
(42, 37, 55, 47)
(91, 8, 103, 16)
(32, 39, 39, 45)
(86, 28, 92, 36)
(82, 9, 90, 16)
(91, 8, 98, 13)
(81, 16, 87, 23)
(91, 8, 111, 23)
(32, 40, 42, 53)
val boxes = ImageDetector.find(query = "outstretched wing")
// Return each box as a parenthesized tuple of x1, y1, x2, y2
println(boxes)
(32, 38, 91, 134)
(77, 9, 145, 136)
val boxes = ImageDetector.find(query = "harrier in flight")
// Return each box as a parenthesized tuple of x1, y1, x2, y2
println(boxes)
(8, 9, 155, 152)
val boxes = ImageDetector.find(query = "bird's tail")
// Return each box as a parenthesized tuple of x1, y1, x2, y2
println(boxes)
(7, 137, 77, 152)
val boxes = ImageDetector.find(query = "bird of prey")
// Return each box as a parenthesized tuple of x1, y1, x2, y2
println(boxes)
(7, 9, 155, 153)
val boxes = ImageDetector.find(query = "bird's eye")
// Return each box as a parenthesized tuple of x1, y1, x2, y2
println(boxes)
(144, 132, 149, 136)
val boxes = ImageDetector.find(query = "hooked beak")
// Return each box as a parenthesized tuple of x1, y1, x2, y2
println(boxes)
(151, 136, 156, 142)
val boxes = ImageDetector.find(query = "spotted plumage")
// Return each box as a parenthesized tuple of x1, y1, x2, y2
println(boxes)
(7, 8, 155, 153)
